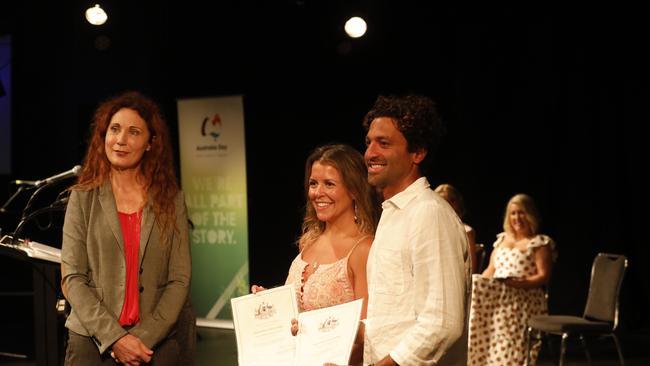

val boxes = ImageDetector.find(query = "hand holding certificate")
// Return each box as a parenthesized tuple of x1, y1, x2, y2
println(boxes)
(231, 284, 299, 366)
(231, 284, 363, 366)
(295, 298, 363, 366)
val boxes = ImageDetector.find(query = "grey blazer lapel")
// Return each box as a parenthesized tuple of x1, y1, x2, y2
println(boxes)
(139, 201, 155, 266)
(98, 180, 124, 251)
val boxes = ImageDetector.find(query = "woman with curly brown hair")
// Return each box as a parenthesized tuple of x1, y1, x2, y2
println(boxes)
(61, 91, 193, 365)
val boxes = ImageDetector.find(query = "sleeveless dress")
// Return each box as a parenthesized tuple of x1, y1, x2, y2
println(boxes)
(468, 233, 556, 366)
(285, 237, 366, 312)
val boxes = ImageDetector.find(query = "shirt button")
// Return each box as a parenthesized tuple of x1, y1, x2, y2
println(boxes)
(139, 286, 144, 293)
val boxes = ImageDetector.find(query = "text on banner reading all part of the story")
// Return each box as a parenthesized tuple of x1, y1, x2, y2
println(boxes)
(185, 176, 245, 245)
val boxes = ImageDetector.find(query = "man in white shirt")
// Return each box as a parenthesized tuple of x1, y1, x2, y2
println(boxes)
(362, 94, 471, 366)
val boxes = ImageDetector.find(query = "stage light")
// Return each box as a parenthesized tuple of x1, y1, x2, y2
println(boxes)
(85, 4, 108, 26)
(344, 16, 367, 38)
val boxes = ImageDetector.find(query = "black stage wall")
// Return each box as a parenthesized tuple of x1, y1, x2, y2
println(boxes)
(1, 1, 648, 358)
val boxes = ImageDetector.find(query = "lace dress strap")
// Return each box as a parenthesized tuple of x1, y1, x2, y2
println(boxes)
(345, 234, 370, 259)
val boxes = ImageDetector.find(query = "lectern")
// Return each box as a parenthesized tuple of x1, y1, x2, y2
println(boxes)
(0, 235, 62, 366)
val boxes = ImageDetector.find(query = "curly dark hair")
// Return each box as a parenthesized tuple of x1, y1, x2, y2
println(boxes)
(362, 94, 446, 174)
(74, 91, 180, 242)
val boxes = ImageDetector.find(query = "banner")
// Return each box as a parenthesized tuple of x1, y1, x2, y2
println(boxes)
(177, 95, 249, 326)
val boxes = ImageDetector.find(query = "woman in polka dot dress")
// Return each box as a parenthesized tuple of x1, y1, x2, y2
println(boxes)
(468, 193, 556, 366)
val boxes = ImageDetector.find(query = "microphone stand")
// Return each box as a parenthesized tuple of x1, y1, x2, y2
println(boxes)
(9, 184, 51, 245)
(0, 185, 35, 215)
(12, 204, 68, 246)
(21, 184, 53, 220)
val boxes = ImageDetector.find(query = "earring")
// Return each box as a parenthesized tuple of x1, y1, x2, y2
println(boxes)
(146, 145, 151, 151)
(353, 201, 358, 223)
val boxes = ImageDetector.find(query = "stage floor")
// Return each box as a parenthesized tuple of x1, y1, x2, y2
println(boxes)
(1, 326, 649, 365)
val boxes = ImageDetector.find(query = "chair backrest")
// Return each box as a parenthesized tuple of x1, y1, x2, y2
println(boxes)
(475, 243, 486, 273)
(583, 253, 628, 329)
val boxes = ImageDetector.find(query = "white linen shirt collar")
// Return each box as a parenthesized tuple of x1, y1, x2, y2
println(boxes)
(381, 176, 430, 210)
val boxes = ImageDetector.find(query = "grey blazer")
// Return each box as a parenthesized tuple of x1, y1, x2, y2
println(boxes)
(61, 181, 191, 354)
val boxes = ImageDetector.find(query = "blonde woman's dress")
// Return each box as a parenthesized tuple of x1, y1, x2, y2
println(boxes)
(468, 233, 556, 366)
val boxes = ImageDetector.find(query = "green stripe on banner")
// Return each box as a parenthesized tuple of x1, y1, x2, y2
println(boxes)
(177, 95, 250, 321)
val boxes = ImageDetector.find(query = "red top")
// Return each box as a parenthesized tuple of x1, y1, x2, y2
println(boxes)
(117, 209, 142, 326)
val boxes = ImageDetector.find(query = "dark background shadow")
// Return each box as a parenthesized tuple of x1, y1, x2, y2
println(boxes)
(1, 1, 648, 359)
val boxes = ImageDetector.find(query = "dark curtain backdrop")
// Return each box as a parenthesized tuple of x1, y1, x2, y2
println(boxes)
(1, 1, 648, 357)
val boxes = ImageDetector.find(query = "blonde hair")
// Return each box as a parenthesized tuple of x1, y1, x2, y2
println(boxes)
(298, 144, 380, 252)
(434, 183, 465, 218)
(502, 193, 540, 235)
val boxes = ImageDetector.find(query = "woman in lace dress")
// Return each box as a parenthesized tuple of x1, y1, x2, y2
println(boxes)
(252, 144, 381, 365)
(468, 193, 556, 366)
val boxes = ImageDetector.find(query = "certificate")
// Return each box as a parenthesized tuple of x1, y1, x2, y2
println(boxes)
(231, 284, 299, 366)
(294, 298, 363, 366)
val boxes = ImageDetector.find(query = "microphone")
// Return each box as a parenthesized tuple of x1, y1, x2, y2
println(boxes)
(34, 165, 82, 187)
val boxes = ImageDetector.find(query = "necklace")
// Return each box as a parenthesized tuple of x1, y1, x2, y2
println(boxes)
(311, 261, 319, 270)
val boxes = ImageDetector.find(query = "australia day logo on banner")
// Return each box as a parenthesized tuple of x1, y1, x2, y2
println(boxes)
(196, 114, 228, 155)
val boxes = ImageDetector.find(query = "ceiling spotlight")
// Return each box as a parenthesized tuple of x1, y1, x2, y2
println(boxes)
(85, 4, 108, 26)
(344, 16, 367, 38)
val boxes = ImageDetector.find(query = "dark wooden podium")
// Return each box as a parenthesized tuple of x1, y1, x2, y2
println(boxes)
(0, 235, 62, 366)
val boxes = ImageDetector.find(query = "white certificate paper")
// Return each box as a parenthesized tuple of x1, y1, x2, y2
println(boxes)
(231, 284, 299, 366)
(294, 298, 363, 366)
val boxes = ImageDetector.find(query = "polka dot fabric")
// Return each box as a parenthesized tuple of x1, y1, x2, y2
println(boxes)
(468, 234, 555, 366)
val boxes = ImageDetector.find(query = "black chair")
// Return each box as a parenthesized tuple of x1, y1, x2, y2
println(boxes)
(525, 253, 628, 366)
